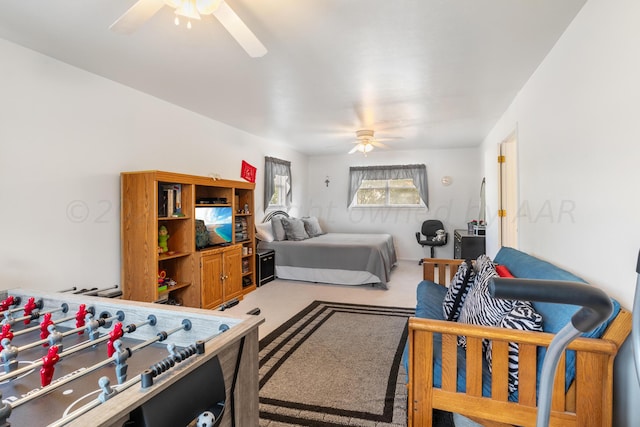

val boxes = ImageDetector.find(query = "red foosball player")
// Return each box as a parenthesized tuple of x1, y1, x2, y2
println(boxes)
(75, 304, 87, 334)
(107, 322, 124, 358)
(23, 297, 37, 325)
(40, 312, 54, 345)
(40, 345, 60, 387)
(0, 325, 13, 352)
(0, 296, 15, 313)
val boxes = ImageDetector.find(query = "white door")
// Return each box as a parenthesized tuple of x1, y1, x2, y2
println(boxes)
(499, 132, 518, 248)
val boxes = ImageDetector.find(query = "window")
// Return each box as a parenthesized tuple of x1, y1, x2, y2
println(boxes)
(264, 156, 292, 210)
(348, 164, 428, 208)
(269, 174, 289, 206)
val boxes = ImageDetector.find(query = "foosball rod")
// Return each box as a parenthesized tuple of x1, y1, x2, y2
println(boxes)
(75, 285, 119, 297)
(2, 304, 69, 327)
(0, 332, 112, 383)
(12, 306, 95, 338)
(48, 374, 143, 427)
(0, 298, 43, 317)
(0, 312, 124, 383)
(72, 288, 98, 295)
(50, 339, 204, 427)
(15, 310, 120, 353)
(8, 319, 191, 410)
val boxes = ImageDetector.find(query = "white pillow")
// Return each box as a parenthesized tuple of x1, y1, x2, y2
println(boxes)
(255, 221, 274, 242)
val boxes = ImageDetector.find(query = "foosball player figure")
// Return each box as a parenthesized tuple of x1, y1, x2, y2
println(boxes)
(85, 312, 101, 341)
(40, 312, 54, 345)
(75, 304, 87, 334)
(0, 325, 13, 351)
(23, 297, 37, 325)
(1, 311, 14, 328)
(107, 322, 124, 358)
(0, 338, 18, 373)
(98, 376, 116, 403)
(0, 296, 16, 313)
(40, 345, 60, 387)
(112, 339, 130, 384)
(47, 324, 64, 351)
(0, 391, 10, 427)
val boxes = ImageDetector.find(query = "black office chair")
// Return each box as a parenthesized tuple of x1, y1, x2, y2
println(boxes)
(415, 220, 448, 264)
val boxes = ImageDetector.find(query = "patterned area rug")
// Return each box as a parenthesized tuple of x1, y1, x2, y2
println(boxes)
(258, 300, 414, 427)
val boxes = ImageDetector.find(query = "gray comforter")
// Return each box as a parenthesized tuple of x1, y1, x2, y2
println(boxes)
(257, 233, 397, 285)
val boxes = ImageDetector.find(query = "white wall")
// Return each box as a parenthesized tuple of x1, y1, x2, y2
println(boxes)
(306, 147, 483, 261)
(0, 38, 307, 292)
(481, 0, 640, 423)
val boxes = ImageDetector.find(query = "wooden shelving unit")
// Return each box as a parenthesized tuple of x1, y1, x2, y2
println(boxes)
(121, 170, 256, 308)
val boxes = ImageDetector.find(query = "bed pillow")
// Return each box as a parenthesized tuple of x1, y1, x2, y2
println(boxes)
(271, 215, 287, 241)
(302, 216, 324, 237)
(281, 217, 310, 241)
(255, 221, 274, 242)
(485, 301, 543, 393)
(442, 259, 475, 321)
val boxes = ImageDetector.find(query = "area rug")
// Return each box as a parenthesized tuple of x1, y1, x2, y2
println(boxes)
(258, 300, 415, 426)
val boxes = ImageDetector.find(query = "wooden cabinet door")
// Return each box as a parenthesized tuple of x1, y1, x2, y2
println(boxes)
(201, 252, 223, 309)
(223, 246, 243, 301)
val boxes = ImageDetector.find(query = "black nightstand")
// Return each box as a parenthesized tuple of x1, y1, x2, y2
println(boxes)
(256, 249, 275, 287)
(454, 229, 485, 259)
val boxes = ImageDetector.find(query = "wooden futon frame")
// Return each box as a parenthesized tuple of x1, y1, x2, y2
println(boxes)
(408, 258, 632, 427)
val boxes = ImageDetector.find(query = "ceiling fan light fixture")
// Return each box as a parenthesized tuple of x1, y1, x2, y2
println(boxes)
(173, 0, 201, 20)
(356, 129, 375, 140)
(196, 0, 223, 15)
(356, 142, 374, 153)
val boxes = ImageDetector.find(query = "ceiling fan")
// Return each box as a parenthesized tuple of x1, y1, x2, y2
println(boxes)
(109, 0, 267, 58)
(348, 129, 390, 155)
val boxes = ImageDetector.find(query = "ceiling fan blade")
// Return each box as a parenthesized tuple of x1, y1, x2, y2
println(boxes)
(213, 1, 267, 57)
(110, 0, 166, 34)
(372, 141, 390, 149)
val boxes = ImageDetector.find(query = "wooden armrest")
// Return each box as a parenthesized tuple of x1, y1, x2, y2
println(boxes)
(409, 317, 619, 354)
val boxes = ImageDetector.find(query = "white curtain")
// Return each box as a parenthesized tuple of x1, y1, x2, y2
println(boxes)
(347, 164, 428, 207)
(264, 156, 292, 211)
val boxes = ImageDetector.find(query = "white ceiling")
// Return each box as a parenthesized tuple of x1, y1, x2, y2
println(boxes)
(0, 0, 586, 155)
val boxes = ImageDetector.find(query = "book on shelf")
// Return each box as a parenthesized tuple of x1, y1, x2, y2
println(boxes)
(159, 184, 182, 217)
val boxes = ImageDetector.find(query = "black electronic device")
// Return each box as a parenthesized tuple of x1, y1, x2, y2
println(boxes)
(197, 197, 225, 204)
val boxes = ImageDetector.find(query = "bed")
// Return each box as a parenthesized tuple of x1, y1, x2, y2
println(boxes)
(256, 212, 397, 289)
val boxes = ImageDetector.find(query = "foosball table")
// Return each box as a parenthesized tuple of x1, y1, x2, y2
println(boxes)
(0, 288, 264, 427)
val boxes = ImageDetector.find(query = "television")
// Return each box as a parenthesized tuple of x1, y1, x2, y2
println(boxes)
(195, 206, 233, 248)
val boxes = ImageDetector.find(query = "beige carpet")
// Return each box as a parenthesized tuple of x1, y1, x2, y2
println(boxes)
(258, 301, 414, 427)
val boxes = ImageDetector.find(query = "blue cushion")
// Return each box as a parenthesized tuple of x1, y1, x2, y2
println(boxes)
(404, 281, 502, 399)
(493, 247, 621, 391)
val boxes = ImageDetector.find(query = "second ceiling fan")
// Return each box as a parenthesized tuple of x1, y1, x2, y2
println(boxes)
(110, 0, 267, 58)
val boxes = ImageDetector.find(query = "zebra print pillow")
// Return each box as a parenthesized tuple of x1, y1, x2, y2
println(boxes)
(457, 255, 514, 347)
(485, 301, 543, 393)
(442, 260, 475, 321)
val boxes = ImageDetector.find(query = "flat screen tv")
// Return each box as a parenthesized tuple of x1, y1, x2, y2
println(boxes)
(195, 206, 233, 247)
